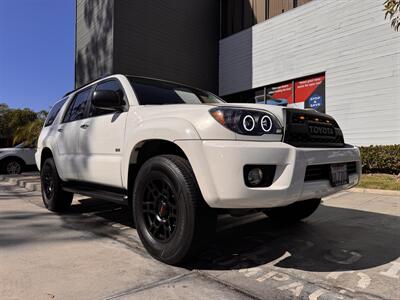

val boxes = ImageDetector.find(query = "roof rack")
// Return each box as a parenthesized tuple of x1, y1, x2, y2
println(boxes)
(63, 73, 113, 97)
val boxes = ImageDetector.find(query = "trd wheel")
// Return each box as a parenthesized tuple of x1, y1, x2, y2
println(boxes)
(41, 157, 73, 212)
(5, 159, 23, 174)
(264, 198, 321, 223)
(133, 155, 216, 265)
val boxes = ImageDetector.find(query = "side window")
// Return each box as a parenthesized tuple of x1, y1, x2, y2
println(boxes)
(63, 88, 91, 122)
(44, 98, 67, 127)
(90, 80, 125, 117)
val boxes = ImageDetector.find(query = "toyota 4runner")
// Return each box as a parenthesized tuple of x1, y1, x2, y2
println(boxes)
(36, 74, 361, 264)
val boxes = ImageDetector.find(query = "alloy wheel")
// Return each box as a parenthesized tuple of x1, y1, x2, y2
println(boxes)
(42, 164, 55, 200)
(142, 177, 178, 242)
(6, 161, 21, 174)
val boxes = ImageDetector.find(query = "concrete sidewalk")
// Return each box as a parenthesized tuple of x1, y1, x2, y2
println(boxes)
(0, 180, 250, 300)
(0, 171, 41, 191)
(1, 174, 399, 299)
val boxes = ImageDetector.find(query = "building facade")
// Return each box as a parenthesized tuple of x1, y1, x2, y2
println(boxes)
(76, 0, 400, 146)
(75, 0, 219, 93)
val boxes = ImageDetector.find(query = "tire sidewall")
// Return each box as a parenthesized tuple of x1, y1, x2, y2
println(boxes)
(40, 158, 61, 211)
(133, 156, 196, 264)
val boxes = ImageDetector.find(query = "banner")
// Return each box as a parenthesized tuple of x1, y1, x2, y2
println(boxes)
(265, 82, 293, 106)
(294, 74, 325, 113)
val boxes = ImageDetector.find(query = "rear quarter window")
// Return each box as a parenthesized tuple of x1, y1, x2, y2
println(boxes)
(44, 98, 67, 127)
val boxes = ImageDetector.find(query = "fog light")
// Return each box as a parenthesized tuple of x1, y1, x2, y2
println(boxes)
(247, 168, 263, 186)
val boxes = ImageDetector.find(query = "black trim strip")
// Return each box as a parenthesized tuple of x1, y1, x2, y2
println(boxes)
(62, 181, 128, 205)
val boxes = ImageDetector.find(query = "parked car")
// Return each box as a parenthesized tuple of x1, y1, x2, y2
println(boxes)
(0, 143, 36, 174)
(36, 74, 361, 265)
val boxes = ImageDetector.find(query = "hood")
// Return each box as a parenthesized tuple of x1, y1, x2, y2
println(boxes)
(136, 103, 285, 124)
(134, 103, 287, 141)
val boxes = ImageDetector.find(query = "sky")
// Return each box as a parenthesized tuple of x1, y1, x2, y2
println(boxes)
(0, 0, 75, 112)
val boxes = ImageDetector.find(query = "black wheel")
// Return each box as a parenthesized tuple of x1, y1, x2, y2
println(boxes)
(264, 198, 321, 223)
(133, 155, 216, 265)
(2, 158, 23, 174)
(41, 157, 73, 212)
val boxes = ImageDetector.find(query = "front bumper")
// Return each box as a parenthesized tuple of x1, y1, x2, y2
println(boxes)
(176, 140, 361, 208)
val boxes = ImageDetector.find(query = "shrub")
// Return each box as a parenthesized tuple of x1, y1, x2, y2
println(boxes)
(360, 145, 400, 174)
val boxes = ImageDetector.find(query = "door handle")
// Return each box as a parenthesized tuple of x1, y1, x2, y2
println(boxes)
(80, 124, 89, 129)
(57, 128, 63, 132)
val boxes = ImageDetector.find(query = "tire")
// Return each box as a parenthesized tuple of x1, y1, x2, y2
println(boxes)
(264, 198, 321, 223)
(40, 157, 73, 212)
(2, 158, 24, 175)
(133, 155, 216, 265)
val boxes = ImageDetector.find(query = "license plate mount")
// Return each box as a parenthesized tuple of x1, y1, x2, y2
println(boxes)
(329, 163, 349, 187)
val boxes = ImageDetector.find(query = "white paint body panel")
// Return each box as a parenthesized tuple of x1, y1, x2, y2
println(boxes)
(219, 0, 400, 146)
(55, 120, 84, 180)
(36, 75, 361, 209)
(78, 112, 127, 186)
(177, 140, 360, 208)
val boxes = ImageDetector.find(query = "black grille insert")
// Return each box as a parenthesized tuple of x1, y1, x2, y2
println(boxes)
(305, 162, 358, 182)
(284, 108, 345, 148)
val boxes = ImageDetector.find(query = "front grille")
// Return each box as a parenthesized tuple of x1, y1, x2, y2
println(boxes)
(304, 164, 330, 181)
(304, 162, 358, 181)
(284, 108, 345, 148)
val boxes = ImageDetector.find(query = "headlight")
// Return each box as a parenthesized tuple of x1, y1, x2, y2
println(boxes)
(209, 107, 282, 136)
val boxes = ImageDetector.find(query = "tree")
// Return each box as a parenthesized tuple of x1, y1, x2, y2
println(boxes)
(13, 118, 45, 146)
(384, 0, 400, 31)
(0, 103, 10, 138)
(37, 110, 48, 121)
(0, 103, 9, 115)
(0, 104, 47, 147)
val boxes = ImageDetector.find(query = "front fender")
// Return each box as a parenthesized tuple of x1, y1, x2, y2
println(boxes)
(121, 117, 200, 188)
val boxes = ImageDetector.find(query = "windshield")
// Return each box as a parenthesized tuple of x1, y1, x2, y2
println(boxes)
(127, 76, 225, 105)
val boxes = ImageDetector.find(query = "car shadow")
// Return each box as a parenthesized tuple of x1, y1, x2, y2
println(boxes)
(188, 205, 400, 273)
(56, 197, 400, 273)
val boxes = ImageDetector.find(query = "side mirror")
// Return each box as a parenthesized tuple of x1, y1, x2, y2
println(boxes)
(92, 90, 123, 111)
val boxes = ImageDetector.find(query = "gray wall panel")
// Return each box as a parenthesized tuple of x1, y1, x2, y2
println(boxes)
(113, 0, 219, 93)
(75, 0, 114, 88)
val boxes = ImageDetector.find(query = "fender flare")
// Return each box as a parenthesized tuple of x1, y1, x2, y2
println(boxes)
(121, 117, 200, 189)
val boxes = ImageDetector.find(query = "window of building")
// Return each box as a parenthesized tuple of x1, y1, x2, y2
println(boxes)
(223, 73, 326, 113)
(221, 0, 313, 38)
(63, 88, 91, 122)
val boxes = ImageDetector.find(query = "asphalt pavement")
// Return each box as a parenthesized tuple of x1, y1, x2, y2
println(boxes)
(0, 174, 399, 300)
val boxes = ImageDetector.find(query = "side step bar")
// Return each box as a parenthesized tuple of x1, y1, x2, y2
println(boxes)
(62, 182, 129, 205)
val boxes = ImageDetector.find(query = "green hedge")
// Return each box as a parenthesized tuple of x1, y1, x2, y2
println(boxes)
(360, 145, 400, 174)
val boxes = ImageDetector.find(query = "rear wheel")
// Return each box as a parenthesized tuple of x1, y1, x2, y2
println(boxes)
(264, 198, 321, 223)
(41, 157, 73, 212)
(2, 158, 24, 174)
(133, 155, 216, 265)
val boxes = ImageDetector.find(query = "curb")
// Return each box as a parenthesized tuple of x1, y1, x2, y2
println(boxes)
(349, 187, 400, 197)
(0, 174, 41, 192)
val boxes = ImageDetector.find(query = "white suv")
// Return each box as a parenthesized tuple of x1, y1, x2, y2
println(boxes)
(36, 74, 361, 264)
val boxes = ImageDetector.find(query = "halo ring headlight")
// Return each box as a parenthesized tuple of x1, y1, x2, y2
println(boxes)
(261, 115, 273, 133)
(243, 115, 255, 132)
(209, 107, 282, 136)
